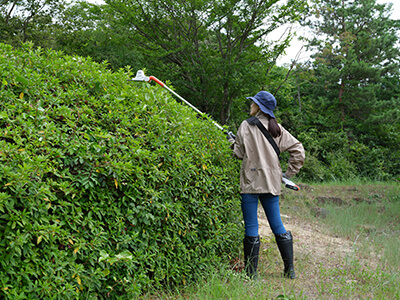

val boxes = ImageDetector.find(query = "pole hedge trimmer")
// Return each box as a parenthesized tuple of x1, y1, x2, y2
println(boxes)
(129, 70, 225, 132)
(129, 70, 300, 191)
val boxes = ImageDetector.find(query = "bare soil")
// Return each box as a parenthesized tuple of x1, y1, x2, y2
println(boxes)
(257, 206, 366, 298)
(258, 207, 355, 263)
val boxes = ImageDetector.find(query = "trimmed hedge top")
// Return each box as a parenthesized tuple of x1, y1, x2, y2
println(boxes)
(0, 42, 241, 299)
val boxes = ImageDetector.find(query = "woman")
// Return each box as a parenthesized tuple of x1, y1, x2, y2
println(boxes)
(228, 91, 305, 279)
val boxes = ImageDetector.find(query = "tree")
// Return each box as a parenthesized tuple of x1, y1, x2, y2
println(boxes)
(0, 0, 66, 47)
(55, 1, 145, 71)
(105, 0, 307, 124)
(302, 0, 400, 131)
(298, 0, 400, 178)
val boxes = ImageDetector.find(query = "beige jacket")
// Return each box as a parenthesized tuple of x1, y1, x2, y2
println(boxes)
(231, 112, 305, 195)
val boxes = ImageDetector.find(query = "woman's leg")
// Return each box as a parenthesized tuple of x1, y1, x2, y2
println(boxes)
(259, 194, 286, 235)
(259, 194, 295, 279)
(241, 194, 261, 278)
(241, 194, 260, 236)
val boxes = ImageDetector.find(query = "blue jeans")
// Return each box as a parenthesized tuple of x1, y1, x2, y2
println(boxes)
(241, 194, 286, 236)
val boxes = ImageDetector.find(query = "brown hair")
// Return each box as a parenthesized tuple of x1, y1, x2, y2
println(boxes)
(268, 117, 281, 138)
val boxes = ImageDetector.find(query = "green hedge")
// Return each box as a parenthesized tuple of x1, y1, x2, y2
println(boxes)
(0, 42, 242, 299)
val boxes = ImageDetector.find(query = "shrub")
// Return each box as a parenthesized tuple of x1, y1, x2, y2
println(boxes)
(0, 42, 242, 299)
(347, 142, 390, 180)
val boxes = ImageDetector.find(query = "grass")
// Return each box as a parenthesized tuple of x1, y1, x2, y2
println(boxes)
(141, 181, 400, 299)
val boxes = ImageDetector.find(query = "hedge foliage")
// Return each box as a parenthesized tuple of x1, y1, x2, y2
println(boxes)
(0, 42, 242, 299)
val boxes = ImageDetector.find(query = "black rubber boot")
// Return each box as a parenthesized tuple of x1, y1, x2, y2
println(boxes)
(243, 235, 260, 279)
(275, 231, 296, 279)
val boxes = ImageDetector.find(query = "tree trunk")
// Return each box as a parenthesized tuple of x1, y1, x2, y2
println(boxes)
(338, 82, 346, 123)
(6, 1, 17, 25)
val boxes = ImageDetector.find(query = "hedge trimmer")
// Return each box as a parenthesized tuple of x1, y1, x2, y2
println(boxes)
(129, 70, 225, 132)
(129, 70, 300, 191)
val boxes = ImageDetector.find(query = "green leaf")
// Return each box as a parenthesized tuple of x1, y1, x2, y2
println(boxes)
(0, 112, 8, 119)
(103, 268, 110, 276)
(16, 75, 29, 85)
(99, 250, 109, 262)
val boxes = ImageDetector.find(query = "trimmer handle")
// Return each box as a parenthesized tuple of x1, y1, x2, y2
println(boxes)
(282, 177, 300, 191)
(226, 131, 236, 141)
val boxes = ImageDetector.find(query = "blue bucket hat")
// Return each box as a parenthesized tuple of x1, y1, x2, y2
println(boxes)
(246, 91, 276, 119)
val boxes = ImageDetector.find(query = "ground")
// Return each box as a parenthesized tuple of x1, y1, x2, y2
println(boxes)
(256, 202, 370, 298)
(258, 206, 355, 266)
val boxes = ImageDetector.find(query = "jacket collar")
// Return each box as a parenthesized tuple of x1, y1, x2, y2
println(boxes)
(255, 111, 270, 120)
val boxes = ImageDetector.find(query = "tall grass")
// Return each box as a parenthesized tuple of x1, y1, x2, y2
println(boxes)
(320, 182, 400, 270)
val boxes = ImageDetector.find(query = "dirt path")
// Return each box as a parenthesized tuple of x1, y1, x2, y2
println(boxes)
(258, 207, 355, 260)
(257, 207, 360, 297)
